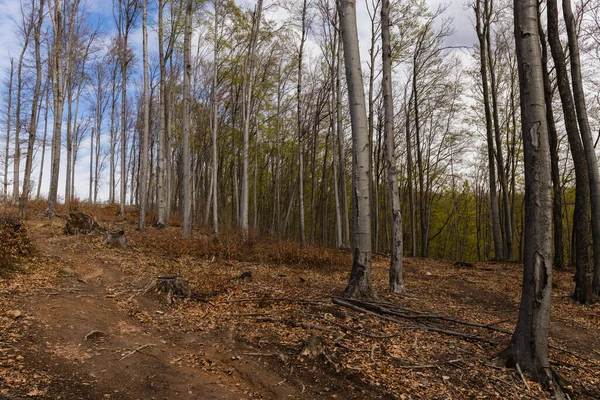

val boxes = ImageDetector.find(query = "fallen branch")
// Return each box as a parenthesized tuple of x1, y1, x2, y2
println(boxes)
(225, 297, 330, 304)
(119, 344, 155, 361)
(332, 297, 498, 344)
(341, 297, 512, 335)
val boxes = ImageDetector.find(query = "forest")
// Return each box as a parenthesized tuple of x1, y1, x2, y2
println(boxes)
(1, 0, 600, 398)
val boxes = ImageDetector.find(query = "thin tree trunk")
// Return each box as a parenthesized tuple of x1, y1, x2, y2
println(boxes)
(537, 6, 564, 271)
(4, 58, 13, 198)
(475, 0, 502, 260)
(336, 31, 350, 249)
(210, 0, 219, 235)
(485, 0, 513, 261)
(37, 76, 49, 200)
(19, 0, 45, 216)
(405, 89, 416, 257)
(139, 0, 150, 232)
(382, 0, 403, 293)
(181, 0, 193, 236)
(297, 0, 307, 246)
(241, 0, 263, 240)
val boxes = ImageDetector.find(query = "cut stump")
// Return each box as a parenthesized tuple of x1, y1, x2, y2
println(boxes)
(144, 276, 191, 304)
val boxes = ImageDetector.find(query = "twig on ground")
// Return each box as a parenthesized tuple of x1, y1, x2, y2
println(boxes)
(516, 363, 531, 390)
(119, 343, 155, 361)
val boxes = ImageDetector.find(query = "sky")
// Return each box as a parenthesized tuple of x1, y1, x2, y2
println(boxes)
(0, 0, 478, 202)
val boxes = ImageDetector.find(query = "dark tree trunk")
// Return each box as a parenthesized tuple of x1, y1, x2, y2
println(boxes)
(547, 0, 593, 304)
(501, 0, 556, 391)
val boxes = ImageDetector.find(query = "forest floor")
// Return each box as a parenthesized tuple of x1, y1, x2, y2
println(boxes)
(1, 202, 599, 400)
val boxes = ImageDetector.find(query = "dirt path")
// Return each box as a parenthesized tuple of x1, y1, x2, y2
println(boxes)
(6, 224, 314, 400)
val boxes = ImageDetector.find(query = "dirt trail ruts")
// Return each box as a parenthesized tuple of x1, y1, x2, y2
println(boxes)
(13, 228, 304, 400)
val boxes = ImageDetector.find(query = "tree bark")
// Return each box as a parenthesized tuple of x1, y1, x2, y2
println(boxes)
(339, 0, 374, 299)
(562, 0, 600, 295)
(537, 9, 565, 272)
(19, 0, 45, 216)
(297, 0, 307, 246)
(381, 0, 403, 293)
(4, 58, 13, 198)
(182, 0, 192, 237)
(336, 30, 350, 249)
(475, 0, 502, 260)
(139, 0, 150, 232)
(501, 0, 555, 389)
(210, 0, 219, 235)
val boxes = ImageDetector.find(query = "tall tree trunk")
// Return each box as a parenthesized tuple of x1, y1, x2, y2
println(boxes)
(47, 0, 67, 217)
(336, 31, 350, 249)
(405, 89, 416, 257)
(241, 0, 263, 240)
(139, 0, 150, 232)
(19, 0, 45, 216)
(4, 58, 13, 198)
(182, 0, 193, 236)
(475, 0, 502, 260)
(562, 0, 600, 295)
(37, 76, 50, 200)
(547, 0, 593, 303)
(501, 0, 555, 390)
(339, 0, 374, 299)
(485, 0, 513, 261)
(210, 0, 219, 235)
(297, 0, 307, 245)
(538, 5, 564, 271)
(382, 0, 403, 293)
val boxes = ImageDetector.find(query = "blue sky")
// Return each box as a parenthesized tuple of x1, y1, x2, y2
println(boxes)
(0, 0, 476, 202)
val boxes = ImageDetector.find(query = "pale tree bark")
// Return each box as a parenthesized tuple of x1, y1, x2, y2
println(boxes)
(501, 0, 556, 391)
(210, 0, 219, 235)
(381, 0, 403, 293)
(19, 0, 45, 216)
(241, 0, 263, 240)
(562, 0, 600, 295)
(546, 0, 592, 303)
(139, 0, 149, 232)
(47, 0, 68, 217)
(405, 88, 417, 257)
(339, 0, 374, 299)
(157, 0, 167, 226)
(297, 0, 308, 246)
(474, 0, 502, 260)
(336, 31, 350, 249)
(115, 0, 140, 217)
(182, 0, 192, 237)
(37, 75, 50, 200)
(4, 58, 13, 198)
(537, 8, 564, 272)
(108, 59, 118, 204)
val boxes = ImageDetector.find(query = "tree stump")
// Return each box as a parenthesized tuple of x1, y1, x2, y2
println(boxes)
(144, 276, 191, 304)
(65, 212, 100, 235)
(105, 230, 128, 248)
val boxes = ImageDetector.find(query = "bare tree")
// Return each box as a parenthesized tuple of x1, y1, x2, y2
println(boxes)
(381, 0, 402, 293)
(339, 0, 374, 298)
(3, 58, 14, 198)
(139, 0, 149, 231)
(182, 0, 192, 236)
(19, 0, 46, 215)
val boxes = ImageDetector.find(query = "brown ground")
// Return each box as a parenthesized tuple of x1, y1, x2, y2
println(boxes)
(1, 203, 599, 399)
